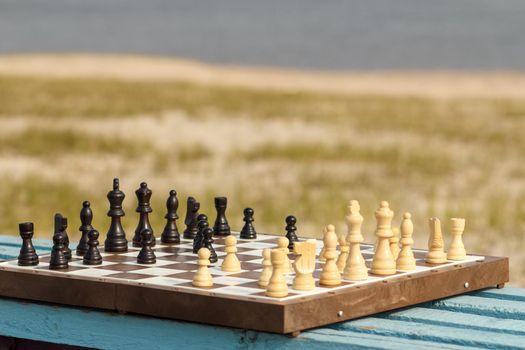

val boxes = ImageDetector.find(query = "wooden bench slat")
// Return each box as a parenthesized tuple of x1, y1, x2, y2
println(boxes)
(471, 287, 525, 302)
(426, 295, 525, 320)
(380, 306, 525, 335)
(337, 317, 525, 349)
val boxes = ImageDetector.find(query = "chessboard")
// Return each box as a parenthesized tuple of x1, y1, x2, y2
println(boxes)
(0, 233, 508, 334)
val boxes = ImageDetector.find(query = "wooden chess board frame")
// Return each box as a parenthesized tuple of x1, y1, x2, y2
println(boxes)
(0, 233, 509, 335)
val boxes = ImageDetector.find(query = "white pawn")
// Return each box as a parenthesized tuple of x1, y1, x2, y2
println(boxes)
(221, 235, 241, 272)
(343, 200, 368, 281)
(447, 218, 466, 260)
(336, 233, 349, 273)
(320, 225, 341, 286)
(258, 248, 273, 288)
(390, 227, 401, 260)
(266, 249, 288, 298)
(277, 237, 293, 273)
(371, 201, 396, 275)
(396, 212, 416, 270)
(426, 217, 447, 264)
(193, 248, 213, 288)
(318, 225, 328, 261)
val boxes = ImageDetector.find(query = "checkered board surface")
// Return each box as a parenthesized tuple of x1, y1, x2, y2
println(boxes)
(0, 233, 484, 301)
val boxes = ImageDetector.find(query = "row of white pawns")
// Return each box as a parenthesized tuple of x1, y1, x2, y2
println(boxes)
(192, 200, 467, 298)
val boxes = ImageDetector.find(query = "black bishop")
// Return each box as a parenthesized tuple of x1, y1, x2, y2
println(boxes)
(77, 201, 93, 256)
(161, 190, 180, 244)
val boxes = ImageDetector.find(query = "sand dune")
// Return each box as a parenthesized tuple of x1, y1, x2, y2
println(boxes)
(0, 54, 525, 98)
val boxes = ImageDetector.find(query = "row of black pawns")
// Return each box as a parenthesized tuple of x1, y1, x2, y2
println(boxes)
(17, 178, 300, 269)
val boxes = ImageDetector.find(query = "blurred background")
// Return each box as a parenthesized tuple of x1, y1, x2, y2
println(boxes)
(0, 0, 524, 284)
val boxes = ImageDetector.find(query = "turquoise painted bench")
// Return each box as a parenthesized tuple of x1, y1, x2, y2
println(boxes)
(0, 235, 523, 350)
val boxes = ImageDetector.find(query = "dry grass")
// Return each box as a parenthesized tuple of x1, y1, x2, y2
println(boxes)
(0, 73, 524, 285)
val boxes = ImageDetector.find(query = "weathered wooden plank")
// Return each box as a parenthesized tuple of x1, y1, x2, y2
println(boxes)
(0, 235, 53, 250)
(473, 287, 525, 302)
(338, 317, 525, 349)
(381, 306, 525, 335)
(427, 295, 525, 320)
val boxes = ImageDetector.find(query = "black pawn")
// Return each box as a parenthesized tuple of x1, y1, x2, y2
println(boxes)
(133, 182, 155, 247)
(193, 214, 208, 253)
(202, 227, 218, 263)
(213, 197, 231, 236)
(18, 222, 39, 266)
(49, 230, 68, 270)
(83, 229, 103, 265)
(77, 201, 93, 256)
(137, 229, 156, 264)
(183, 197, 200, 239)
(105, 178, 128, 252)
(240, 208, 257, 239)
(285, 215, 299, 250)
(55, 214, 72, 260)
(161, 190, 180, 244)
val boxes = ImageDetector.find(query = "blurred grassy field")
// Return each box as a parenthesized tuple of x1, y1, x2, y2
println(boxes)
(0, 70, 524, 285)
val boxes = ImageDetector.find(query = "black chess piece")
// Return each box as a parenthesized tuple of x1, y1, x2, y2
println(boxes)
(193, 214, 208, 253)
(213, 197, 231, 236)
(133, 182, 155, 247)
(83, 229, 103, 265)
(183, 197, 200, 239)
(18, 222, 39, 266)
(137, 228, 156, 264)
(161, 190, 180, 244)
(240, 208, 257, 239)
(54, 214, 72, 260)
(49, 230, 68, 270)
(77, 201, 93, 256)
(202, 227, 218, 263)
(105, 178, 128, 252)
(285, 215, 299, 250)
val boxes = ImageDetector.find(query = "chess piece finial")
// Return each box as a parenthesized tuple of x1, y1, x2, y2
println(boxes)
(447, 218, 466, 260)
(105, 178, 128, 252)
(285, 215, 299, 250)
(83, 229, 103, 265)
(18, 222, 39, 266)
(343, 200, 368, 280)
(137, 228, 156, 264)
(183, 197, 200, 239)
(397, 212, 416, 270)
(320, 224, 341, 286)
(133, 182, 155, 247)
(203, 227, 218, 263)
(390, 227, 401, 260)
(213, 196, 231, 236)
(77, 201, 93, 256)
(161, 190, 180, 244)
(193, 214, 208, 253)
(222, 235, 241, 272)
(292, 239, 316, 290)
(265, 249, 288, 297)
(258, 248, 273, 288)
(240, 208, 257, 239)
(193, 248, 213, 288)
(277, 236, 292, 273)
(49, 228, 68, 270)
(426, 217, 447, 263)
(371, 201, 396, 275)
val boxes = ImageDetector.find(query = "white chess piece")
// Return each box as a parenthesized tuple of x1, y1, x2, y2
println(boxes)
(396, 212, 416, 270)
(390, 227, 401, 260)
(447, 218, 466, 260)
(192, 248, 213, 288)
(221, 235, 241, 272)
(292, 239, 316, 290)
(277, 237, 292, 273)
(258, 248, 273, 288)
(266, 249, 288, 297)
(336, 233, 349, 273)
(426, 217, 447, 263)
(371, 201, 396, 275)
(343, 200, 368, 281)
(320, 225, 341, 286)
